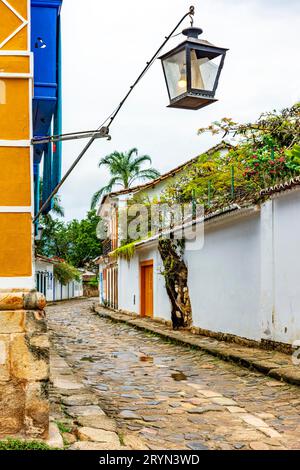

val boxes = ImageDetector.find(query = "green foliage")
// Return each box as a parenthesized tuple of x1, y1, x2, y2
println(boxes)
(37, 210, 102, 268)
(91, 148, 160, 209)
(88, 276, 99, 287)
(111, 241, 138, 261)
(0, 438, 54, 451)
(198, 103, 300, 149)
(65, 210, 102, 267)
(164, 105, 300, 209)
(56, 421, 72, 434)
(285, 143, 300, 170)
(162, 149, 252, 209)
(54, 262, 81, 286)
(36, 217, 69, 260)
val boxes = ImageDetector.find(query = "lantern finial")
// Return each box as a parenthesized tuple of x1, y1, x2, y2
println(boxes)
(189, 5, 195, 26)
(189, 5, 195, 15)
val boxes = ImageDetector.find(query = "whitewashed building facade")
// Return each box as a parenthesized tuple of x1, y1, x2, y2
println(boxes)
(35, 255, 83, 302)
(97, 143, 300, 348)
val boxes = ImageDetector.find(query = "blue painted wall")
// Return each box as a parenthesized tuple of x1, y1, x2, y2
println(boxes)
(31, 0, 63, 216)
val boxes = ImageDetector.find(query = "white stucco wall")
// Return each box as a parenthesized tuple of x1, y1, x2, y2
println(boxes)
(272, 191, 300, 344)
(118, 243, 171, 320)
(55, 280, 83, 301)
(114, 188, 300, 346)
(117, 212, 262, 339)
(35, 259, 54, 301)
(185, 213, 261, 340)
(118, 256, 139, 314)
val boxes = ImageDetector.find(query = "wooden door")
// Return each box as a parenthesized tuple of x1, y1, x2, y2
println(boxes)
(140, 261, 153, 318)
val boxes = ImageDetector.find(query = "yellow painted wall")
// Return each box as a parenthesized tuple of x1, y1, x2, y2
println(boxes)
(1, 28, 28, 51)
(0, 213, 32, 277)
(0, 0, 28, 51)
(0, 147, 31, 206)
(0, 56, 30, 74)
(0, 0, 33, 282)
(0, 78, 29, 140)
(7, 0, 28, 20)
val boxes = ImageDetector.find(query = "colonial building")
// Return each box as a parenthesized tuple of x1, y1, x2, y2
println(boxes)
(96, 142, 230, 312)
(35, 255, 83, 302)
(97, 142, 300, 350)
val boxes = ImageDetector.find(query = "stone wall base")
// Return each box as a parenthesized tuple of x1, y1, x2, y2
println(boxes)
(107, 305, 294, 356)
(0, 290, 49, 439)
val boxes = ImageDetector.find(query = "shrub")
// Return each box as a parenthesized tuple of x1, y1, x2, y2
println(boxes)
(54, 262, 81, 286)
(0, 438, 54, 451)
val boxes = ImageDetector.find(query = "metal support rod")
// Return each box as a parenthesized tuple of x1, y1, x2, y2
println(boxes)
(106, 5, 195, 130)
(32, 128, 110, 145)
(34, 6, 195, 223)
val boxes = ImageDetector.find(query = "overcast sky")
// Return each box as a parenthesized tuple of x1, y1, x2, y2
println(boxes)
(59, 0, 300, 221)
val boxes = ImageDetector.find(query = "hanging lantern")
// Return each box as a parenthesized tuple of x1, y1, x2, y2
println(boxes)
(159, 27, 228, 110)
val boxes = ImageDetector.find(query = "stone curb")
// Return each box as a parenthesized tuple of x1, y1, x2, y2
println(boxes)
(93, 305, 300, 388)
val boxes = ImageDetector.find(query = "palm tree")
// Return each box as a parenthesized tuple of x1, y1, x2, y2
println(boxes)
(91, 148, 160, 209)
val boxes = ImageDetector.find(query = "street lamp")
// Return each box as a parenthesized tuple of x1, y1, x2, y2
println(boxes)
(34, 6, 229, 222)
(160, 27, 228, 110)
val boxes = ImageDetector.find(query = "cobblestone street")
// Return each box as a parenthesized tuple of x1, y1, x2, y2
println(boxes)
(48, 299, 300, 450)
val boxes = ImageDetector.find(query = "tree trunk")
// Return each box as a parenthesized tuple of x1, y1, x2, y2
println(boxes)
(158, 238, 192, 329)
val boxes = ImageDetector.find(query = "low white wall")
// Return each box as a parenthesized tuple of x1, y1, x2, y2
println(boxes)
(53, 279, 83, 301)
(272, 191, 300, 344)
(185, 213, 261, 340)
(115, 189, 300, 346)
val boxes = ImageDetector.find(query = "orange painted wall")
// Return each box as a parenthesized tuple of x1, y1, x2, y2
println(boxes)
(0, 147, 31, 206)
(0, 213, 32, 277)
(0, 78, 29, 139)
(8, 0, 28, 20)
(0, 0, 28, 51)
(0, 0, 33, 281)
(0, 56, 30, 74)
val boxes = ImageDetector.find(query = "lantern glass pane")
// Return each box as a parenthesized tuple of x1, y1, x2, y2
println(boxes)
(190, 49, 222, 92)
(163, 49, 187, 99)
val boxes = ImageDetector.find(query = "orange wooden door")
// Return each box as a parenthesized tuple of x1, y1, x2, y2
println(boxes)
(141, 261, 153, 318)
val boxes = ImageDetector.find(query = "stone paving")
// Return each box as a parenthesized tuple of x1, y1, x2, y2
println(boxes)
(94, 305, 300, 386)
(50, 352, 140, 450)
(48, 299, 300, 450)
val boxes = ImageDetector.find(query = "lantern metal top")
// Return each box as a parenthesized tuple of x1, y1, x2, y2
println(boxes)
(182, 27, 203, 38)
(159, 29, 228, 62)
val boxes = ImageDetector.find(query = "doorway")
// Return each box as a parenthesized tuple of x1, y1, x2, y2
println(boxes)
(140, 260, 154, 318)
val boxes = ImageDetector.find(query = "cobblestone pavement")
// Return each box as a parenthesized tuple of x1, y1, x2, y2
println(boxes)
(48, 299, 300, 450)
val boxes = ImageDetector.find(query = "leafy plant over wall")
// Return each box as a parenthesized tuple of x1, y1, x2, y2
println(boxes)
(111, 241, 138, 261)
(162, 104, 300, 210)
(54, 262, 81, 286)
(158, 105, 300, 329)
(197, 103, 300, 149)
